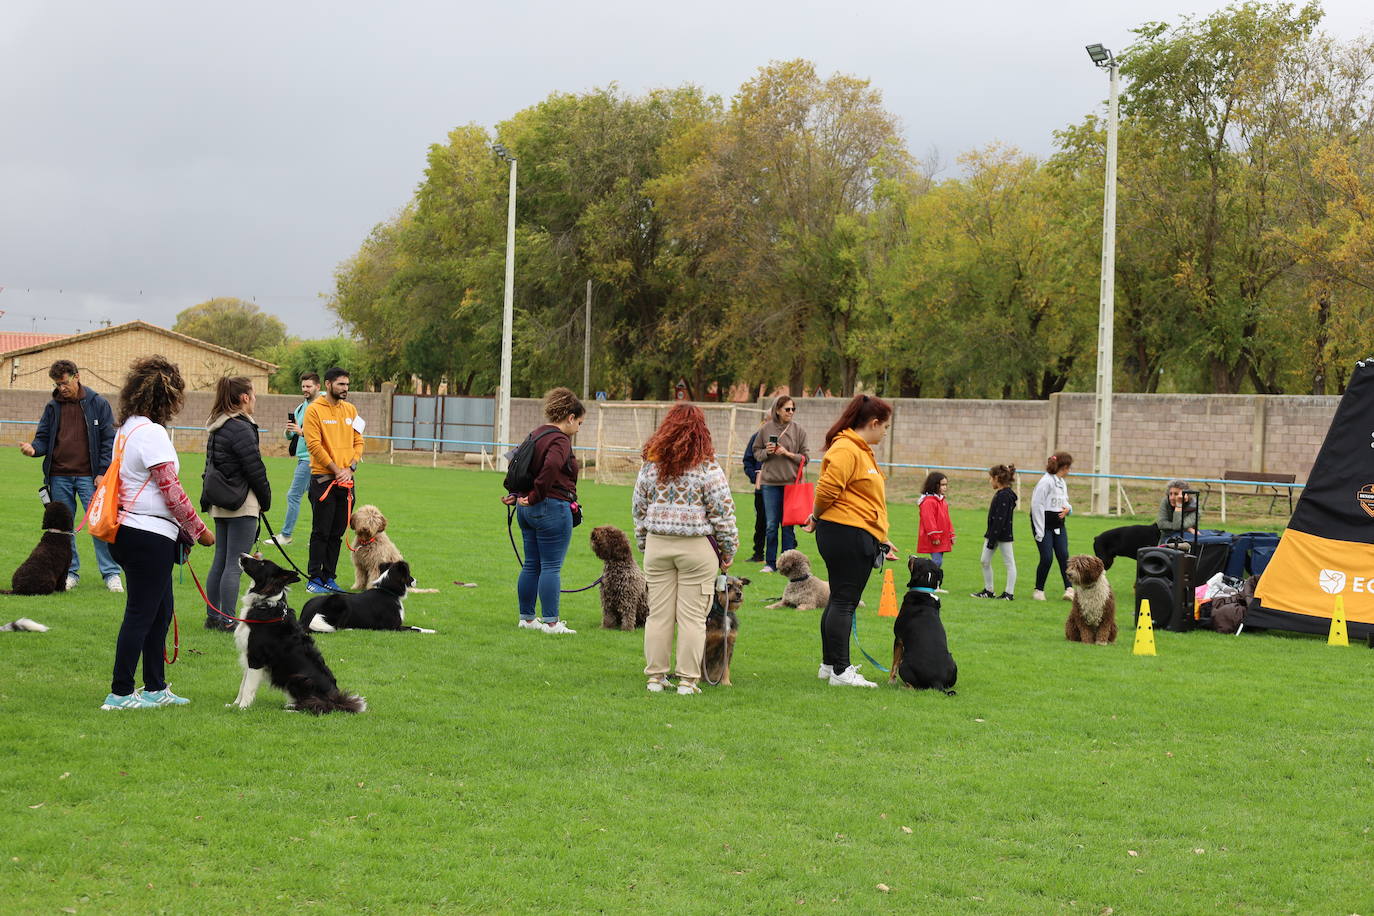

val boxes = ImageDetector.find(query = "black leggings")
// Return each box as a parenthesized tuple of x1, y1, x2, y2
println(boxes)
(108, 524, 177, 696)
(815, 518, 880, 672)
(1034, 510, 1070, 590)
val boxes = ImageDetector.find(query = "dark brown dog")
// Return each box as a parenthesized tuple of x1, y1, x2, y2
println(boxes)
(1065, 554, 1118, 645)
(10, 502, 74, 595)
(589, 526, 649, 630)
(704, 575, 748, 686)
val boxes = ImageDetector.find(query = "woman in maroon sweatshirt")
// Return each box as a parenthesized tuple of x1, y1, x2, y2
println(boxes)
(506, 388, 585, 634)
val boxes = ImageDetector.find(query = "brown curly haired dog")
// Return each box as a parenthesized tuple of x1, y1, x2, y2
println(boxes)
(589, 525, 649, 630)
(349, 504, 438, 593)
(766, 549, 829, 610)
(1064, 554, 1118, 645)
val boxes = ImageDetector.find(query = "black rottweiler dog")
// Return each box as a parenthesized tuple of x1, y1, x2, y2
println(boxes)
(890, 557, 958, 694)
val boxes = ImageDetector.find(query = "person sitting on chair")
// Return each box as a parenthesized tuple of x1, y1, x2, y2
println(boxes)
(1156, 479, 1198, 537)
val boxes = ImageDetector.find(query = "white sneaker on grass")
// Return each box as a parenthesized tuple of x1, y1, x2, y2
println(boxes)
(539, 620, 577, 635)
(676, 681, 701, 695)
(828, 666, 877, 688)
(100, 691, 159, 710)
(646, 675, 676, 693)
(65, 574, 78, 592)
(1063, 587, 1076, 601)
(263, 533, 292, 547)
(105, 575, 123, 593)
(517, 619, 541, 630)
(1032, 590, 1046, 601)
(141, 687, 190, 706)
(817, 664, 834, 680)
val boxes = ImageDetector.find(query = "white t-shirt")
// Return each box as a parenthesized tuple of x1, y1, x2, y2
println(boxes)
(116, 417, 181, 541)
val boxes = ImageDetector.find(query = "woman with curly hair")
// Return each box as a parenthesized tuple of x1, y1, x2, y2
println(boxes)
(503, 387, 585, 634)
(101, 356, 215, 710)
(632, 404, 738, 695)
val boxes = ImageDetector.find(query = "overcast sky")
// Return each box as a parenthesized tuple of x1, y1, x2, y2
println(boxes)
(3, 0, 1371, 341)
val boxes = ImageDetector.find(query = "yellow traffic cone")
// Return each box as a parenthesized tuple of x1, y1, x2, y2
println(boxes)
(878, 568, 898, 617)
(1328, 594, 1349, 647)
(1133, 598, 1157, 656)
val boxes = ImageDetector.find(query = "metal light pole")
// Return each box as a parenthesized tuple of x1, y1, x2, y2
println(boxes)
(1086, 43, 1119, 516)
(494, 143, 517, 469)
(582, 279, 592, 401)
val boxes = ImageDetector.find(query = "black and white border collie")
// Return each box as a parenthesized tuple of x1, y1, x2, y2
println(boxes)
(299, 560, 435, 634)
(229, 554, 366, 714)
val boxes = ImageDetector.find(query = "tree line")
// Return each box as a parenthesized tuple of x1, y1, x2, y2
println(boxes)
(301, 3, 1372, 399)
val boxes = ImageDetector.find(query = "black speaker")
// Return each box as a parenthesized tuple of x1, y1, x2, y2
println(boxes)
(1134, 546, 1197, 632)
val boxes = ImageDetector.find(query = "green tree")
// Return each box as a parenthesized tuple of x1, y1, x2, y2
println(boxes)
(172, 297, 288, 357)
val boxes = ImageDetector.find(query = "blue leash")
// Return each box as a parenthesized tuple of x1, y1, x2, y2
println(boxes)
(851, 613, 890, 674)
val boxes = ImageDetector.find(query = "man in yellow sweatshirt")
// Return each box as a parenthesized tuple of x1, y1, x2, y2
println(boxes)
(303, 367, 365, 593)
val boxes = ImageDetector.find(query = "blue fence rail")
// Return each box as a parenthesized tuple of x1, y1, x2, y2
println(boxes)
(0, 419, 1301, 521)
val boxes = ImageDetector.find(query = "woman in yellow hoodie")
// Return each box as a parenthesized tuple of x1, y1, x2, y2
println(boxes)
(804, 394, 897, 688)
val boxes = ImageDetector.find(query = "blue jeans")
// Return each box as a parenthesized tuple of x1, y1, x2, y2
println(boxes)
(928, 552, 945, 567)
(49, 475, 120, 580)
(517, 499, 573, 622)
(1034, 511, 1070, 590)
(280, 460, 312, 538)
(761, 484, 797, 567)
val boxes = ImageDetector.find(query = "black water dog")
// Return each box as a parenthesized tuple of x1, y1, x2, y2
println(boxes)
(10, 502, 74, 595)
(299, 560, 434, 634)
(890, 556, 958, 694)
(229, 554, 366, 714)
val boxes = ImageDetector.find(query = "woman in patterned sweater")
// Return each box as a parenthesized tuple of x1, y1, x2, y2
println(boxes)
(632, 405, 738, 695)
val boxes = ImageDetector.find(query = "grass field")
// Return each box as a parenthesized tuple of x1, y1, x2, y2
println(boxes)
(2, 448, 1370, 914)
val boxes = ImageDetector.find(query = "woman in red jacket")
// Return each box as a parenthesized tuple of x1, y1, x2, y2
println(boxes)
(917, 472, 955, 582)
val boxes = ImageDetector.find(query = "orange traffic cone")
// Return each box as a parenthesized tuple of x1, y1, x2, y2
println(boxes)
(1133, 598, 1157, 656)
(878, 568, 898, 617)
(1328, 594, 1349, 647)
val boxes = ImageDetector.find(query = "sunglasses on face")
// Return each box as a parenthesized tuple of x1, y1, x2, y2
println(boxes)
(781, 406, 795, 412)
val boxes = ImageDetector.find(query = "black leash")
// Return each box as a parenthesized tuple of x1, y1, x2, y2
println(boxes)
(504, 501, 603, 595)
(703, 535, 735, 687)
(259, 512, 356, 595)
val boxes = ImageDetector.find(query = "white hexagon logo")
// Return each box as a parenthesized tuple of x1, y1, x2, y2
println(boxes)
(1318, 569, 1347, 595)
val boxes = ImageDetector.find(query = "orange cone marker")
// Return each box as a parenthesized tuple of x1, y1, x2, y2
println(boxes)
(878, 568, 898, 617)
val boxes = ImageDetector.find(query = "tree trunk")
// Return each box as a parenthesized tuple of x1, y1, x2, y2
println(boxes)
(1312, 288, 1330, 395)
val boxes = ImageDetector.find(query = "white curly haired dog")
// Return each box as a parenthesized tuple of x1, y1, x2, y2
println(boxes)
(766, 549, 831, 610)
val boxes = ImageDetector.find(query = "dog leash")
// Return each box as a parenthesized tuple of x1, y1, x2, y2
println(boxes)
(503, 502, 604, 594)
(185, 559, 286, 625)
(258, 508, 357, 595)
(850, 613, 890, 674)
(164, 610, 179, 665)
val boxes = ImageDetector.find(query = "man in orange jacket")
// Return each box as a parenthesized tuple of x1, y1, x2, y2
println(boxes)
(302, 367, 365, 593)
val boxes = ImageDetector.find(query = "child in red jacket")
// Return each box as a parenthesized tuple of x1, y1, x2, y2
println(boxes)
(917, 472, 955, 587)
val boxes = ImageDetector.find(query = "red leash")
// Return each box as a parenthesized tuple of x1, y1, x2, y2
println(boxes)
(186, 560, 286, 625)
(319, 478, 358, 552)
(164, 611, 179, 664)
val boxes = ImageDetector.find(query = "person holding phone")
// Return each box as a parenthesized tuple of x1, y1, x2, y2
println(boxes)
(263, 372, 320, 548)
(803, 394, 895, 688)
(752, 395, 808, 572)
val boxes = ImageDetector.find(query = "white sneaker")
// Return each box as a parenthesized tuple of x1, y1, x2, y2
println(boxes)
(1032, 590, 1046, 601)
(646, 675, 675, 693)
(828, 666, 877, 688)
(759, 566, 775, 574)
(517, 619, 541, 630)
(1063, 587, 1076, 601)
(539, 620, 577, 635)
(105, 575, 123, 593)
(676, 681, 701, 695)
(263, 534, 291, 547)
(817, 664, 834, 680)
(64, 574, 78, 591)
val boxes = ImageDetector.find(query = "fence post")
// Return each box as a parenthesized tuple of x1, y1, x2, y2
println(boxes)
(595, 403, 605, 485)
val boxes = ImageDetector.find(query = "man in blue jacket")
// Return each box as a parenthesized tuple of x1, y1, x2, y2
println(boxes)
(18, 359, 122, 591)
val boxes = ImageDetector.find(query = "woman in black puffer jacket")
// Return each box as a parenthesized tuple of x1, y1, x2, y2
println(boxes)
(201, 376, 271, 630)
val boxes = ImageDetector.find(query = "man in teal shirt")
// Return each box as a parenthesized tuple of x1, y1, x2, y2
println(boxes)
(263, 372, 319, 546)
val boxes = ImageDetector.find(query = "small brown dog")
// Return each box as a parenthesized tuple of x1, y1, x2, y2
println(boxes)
(704, 575, 748, 686)
(349, 504, 437, 593)
(766, 549, 830, 610)
(589, 525, 649, 630)
(1064, 554, 1117, 645)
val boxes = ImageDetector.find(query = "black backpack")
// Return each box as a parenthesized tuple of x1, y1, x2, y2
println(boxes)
(503, 427, 560, 494)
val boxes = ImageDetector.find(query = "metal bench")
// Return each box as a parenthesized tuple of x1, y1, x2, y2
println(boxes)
(1200, 470, 1297, 519)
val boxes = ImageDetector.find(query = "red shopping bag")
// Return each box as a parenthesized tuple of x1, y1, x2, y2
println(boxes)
(781, 459, 814, 526)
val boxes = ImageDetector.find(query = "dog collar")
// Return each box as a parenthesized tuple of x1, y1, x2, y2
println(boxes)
(45, 528, 73, 535)
(788, 576, 810, 583)
(907, 586, 938, 594)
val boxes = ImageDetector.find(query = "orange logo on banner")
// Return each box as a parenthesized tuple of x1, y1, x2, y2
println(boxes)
(1359, 484, 1374, 518)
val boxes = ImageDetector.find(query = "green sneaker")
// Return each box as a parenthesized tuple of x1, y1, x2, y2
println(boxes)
(100, 691, 159, 710)
(141, 687, 190, 706)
